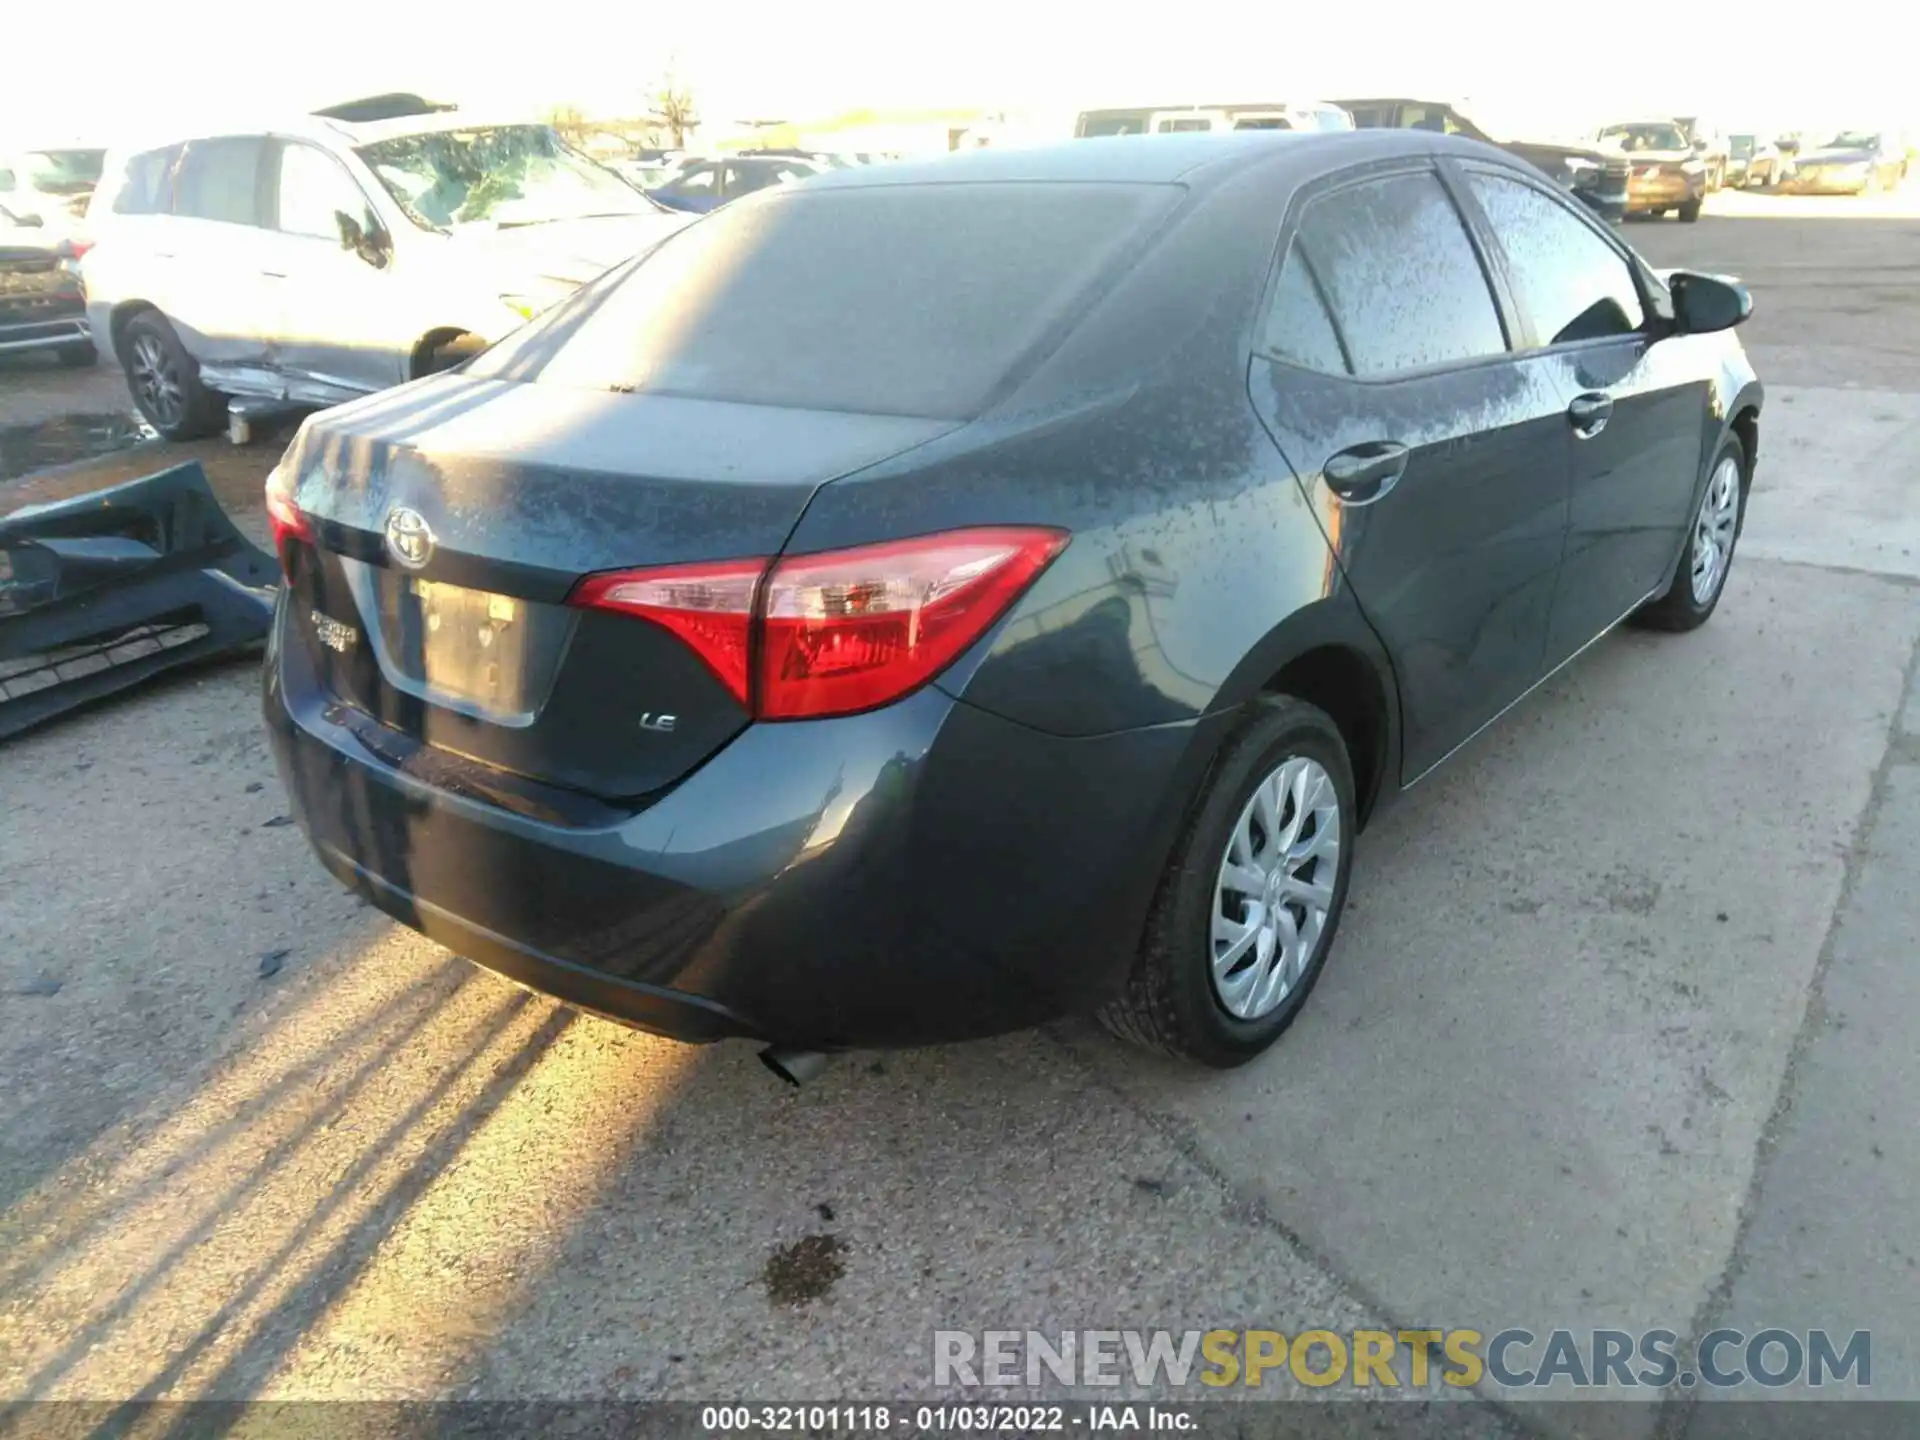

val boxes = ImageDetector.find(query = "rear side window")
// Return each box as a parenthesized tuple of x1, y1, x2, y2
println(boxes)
(111, 147, 181, 214)
(1295, 172, 1506, 375)
(1464, 170, 1645, 346)
(1261, 245, 1348, 374)
(172, 137, 266, 225)
(472, 181, 1178, 419)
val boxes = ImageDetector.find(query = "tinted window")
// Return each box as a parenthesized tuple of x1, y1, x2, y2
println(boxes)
(1261, 245, 1348, 374)
(110, 147, 180, 215)
(173, 138, 265, 224)
(1466, 171, 1644, 345)
(470, 181, 1178, 419)
(1298, 172, 1506, 375)
(275, 143, 373, 239)
(659, 163, 719, 198)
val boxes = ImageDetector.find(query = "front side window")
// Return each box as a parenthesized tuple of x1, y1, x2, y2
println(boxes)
(354, 124, 654, 229)
(172, 137, 266, 225)
(1465, 170, 1645, 346)
(1296, 171, 1506, 375)
(276, 144, 375, 240)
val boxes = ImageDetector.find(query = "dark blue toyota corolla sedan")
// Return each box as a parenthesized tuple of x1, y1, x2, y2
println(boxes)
(263, 132, 1761, 1078)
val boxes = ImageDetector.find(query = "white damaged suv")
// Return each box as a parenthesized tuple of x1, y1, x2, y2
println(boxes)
(82, 102, 689, 438)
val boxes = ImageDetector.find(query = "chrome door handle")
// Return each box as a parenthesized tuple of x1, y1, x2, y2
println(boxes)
(1569, 392, 1614, 437)
(1323, 441, 1410, 504)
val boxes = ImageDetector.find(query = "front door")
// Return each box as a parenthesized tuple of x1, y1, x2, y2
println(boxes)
(255, 139, 405, 400)
(1247, 166, 1572, 780)
(1455, 164, 1707, 662)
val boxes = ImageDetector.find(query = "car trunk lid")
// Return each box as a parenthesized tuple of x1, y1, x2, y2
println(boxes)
(280, 374, 955, 800)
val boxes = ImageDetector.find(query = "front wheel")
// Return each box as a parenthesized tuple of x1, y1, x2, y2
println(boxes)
(1633, 434, 1746, 632)
(1098, 696, 1356, 1067)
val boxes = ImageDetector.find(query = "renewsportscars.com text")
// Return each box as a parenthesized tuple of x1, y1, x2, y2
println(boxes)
(933, 1328, 1871, 1391)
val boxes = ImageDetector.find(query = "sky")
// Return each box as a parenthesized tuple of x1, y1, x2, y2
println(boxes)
(6, 0, 1917, 145)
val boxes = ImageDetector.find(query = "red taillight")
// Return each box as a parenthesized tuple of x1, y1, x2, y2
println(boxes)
(263, 467, 313, 572)
(569, 558, 764, 706)
(757, 527, 1068, 719)
(568, 526, 1067, 720)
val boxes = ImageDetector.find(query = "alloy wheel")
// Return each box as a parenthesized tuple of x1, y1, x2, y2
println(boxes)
(129, 333, 185, 428)
(1210, 755, 1342, 1021)
(1690, 453, 1741, 604)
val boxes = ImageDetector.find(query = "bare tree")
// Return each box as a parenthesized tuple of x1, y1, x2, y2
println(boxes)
(545, 104, 591, 145)
(648, 73, 699, 149)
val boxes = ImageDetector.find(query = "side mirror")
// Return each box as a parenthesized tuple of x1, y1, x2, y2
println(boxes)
(15, 211, 45, 228)
(1669, 270, 1752, 335)
(335, 210, 390, 269)
(1692, 138, 1709, 153)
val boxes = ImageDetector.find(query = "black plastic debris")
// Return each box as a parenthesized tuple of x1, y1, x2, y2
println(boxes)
(0, 462, 277, 739)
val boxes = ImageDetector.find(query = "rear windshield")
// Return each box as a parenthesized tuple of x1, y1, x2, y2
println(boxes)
(468, 181, 1177, 419)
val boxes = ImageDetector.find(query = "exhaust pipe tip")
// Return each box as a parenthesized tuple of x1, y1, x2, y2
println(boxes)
(759, 1046, 833, 1088)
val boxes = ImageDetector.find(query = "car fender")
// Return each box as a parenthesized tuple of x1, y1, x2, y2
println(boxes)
(1207, 590, 1404, 819)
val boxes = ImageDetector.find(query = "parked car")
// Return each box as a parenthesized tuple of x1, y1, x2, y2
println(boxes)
(1596, 120, 1708, 221)
(1673, 117, 1732, 189)
(81, 105, 688, 440)
(0, 226, 94, 365)
(1741, 136, 1791, 188)
(647, 155, 827, 213)
(1724, 134, 1757, 187)
(1336, 98, 1629, 222)
(262, 131, 1761, 1077)
(1074, 102, 1355, 136)
(1784, 130, 1907, 193)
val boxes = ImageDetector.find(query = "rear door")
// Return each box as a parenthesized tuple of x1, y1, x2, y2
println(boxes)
(1247, 164, 1574, 780)
(1455, 164, 1704, 663)
(161, 136, 276, 370)
(256, 138, 405, 398)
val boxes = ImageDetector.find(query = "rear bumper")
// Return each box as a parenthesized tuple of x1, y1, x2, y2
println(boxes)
(264, 594, 1219, 1049)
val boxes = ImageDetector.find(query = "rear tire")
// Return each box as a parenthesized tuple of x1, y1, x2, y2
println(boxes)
(56, 340, 97, 368)
(1633, 432, 1746, 632)
(119, 311, 223, 440)
(1098, 696, 1356, 1068)
(1678, 197, 1703, 222)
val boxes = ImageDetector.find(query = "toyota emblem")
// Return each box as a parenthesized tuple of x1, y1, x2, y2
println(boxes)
(384, 507, 435, 570)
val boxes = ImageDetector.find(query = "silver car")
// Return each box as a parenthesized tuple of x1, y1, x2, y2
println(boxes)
(82, 107, 689, 439)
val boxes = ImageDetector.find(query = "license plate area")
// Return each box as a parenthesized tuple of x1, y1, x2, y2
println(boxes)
(340, 559, 577, 726)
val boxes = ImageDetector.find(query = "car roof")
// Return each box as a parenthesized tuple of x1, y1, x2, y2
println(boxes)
(103, 110, 554, 156)
(796, 131, 1460, 192)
